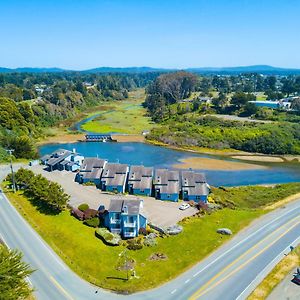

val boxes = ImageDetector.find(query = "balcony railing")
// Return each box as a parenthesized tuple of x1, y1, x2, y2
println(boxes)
(110, 218, 121, 224)
(123, 231, 136, 238)
(111, 228, 121, 234)
(123, 221, 136, 228)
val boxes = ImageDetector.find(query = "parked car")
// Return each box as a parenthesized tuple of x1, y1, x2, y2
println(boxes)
(292, 268, 300, 285)
(179, 203, 190, 210)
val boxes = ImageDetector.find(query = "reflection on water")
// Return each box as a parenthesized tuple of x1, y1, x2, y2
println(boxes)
(39, 142, 300, 187)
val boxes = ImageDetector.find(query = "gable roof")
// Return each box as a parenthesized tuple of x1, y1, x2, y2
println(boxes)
(129, 165, 153, 180)
(181, 171, 206, 186)
(108, 198, 143, 215)
(154, 169, 180, 184)
(47, 149, 72, 166)
(102, 163, 128, 178)
(181, 171, 209, 196)
(81, 157, 107, 172)
(128, 165, 153, 190)
(154, 169, 180, 194)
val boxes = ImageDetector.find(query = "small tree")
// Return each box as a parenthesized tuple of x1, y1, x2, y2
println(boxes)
(0, 246, 34, 300)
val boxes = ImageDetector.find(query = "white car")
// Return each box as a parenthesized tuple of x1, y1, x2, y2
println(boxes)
(179, 203, 190, 210)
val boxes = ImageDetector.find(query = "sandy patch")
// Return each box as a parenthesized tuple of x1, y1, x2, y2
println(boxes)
(173, 157, 267, 170)
(231, 155, 285, 163)
(38, 133, 85, 145)
(263, 193, 300, 210)
(113, 134, 145, 143)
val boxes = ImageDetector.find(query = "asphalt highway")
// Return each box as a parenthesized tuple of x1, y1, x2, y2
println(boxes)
(1, 185, 300, 299)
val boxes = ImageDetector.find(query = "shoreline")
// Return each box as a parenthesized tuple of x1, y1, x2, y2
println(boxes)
(145, 139, 300, 164)
(172, 157, 267, 171)
(37, 132, 300, 165)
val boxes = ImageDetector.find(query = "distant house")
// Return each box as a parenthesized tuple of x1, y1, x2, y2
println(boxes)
(40, 154, 51, 165)
(100, 163, 129, 193)
(104, 198, 147, 238)
(249, 100, 280, 109)
(181, 171, 210, 203)
(249, 100, 292, 110)
(128, 165, 153, 196)
(45, 149, 84, 172)
(77, 157, 107, 186)
(153, 169, 180, 202)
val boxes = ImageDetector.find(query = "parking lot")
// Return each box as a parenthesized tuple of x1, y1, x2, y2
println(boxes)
(28, 165, 198, 228)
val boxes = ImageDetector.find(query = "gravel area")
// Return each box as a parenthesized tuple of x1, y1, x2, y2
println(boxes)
(28, 165, 198, 228)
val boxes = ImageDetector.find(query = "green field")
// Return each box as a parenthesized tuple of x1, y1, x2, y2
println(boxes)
(5, 189, 261, 293)
(81, 89, 156, 134)
(211, 183, 300, 209)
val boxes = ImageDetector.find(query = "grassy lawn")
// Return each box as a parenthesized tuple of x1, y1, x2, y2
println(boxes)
(81, 89, 156, 134)
(255, 92, 268, 101)
(248, 246, 300, 300)
(5, 189, 262, 293)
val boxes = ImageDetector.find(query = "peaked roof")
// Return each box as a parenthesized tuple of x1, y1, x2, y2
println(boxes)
(108, 198, 142, 215)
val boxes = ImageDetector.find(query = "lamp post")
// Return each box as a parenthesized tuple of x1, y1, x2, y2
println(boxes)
(6, 149, 16, 193)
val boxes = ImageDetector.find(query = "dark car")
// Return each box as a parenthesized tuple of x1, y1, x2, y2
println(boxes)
(292, 268, 300, 285)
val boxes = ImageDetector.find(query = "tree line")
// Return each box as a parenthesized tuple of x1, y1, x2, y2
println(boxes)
(6, 168, 70, 212)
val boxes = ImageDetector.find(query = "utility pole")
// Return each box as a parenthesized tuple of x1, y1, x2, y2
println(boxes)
(6, 149, 16, 193)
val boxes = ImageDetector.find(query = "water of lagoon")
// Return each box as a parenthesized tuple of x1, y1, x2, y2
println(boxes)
(39, 142, 300, 187)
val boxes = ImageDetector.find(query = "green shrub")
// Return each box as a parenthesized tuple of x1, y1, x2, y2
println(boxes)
(82, 182, 95, 186)
(126, 236, 144, 250)
(78, 203, 89, 212)
(83, 217, 99, 228)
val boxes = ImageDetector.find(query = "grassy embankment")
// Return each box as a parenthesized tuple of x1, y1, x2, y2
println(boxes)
(248, 246, 300, 300)
(3, 182, 300, 293)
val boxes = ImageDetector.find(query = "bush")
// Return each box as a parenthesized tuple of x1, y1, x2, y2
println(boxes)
(82, 182, 95, 186)
(95, 228, 120, 246)
(78, 203, 89, 212)
(83, 217, 99, 228)
(144, 233, 158, 247)
(126, 236, 144, 250)
(83, 208, 98, 220)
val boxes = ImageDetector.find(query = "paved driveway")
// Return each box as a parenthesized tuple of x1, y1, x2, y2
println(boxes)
(27, 165, 198, 228)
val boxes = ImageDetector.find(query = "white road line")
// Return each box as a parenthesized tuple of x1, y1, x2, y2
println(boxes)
(236, 236, 300, 300)
(185, 279, 190, 284)
(191, 204, 300, 278)
(171, 289, 177, 294)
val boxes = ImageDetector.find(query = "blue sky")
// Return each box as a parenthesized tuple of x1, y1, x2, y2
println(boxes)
(0, 0, 299, 69)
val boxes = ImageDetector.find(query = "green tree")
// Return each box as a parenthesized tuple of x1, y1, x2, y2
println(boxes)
(291, 98, 300, 111)
(46, 182, 70, 211)
(0, 246, 34, 300)
(231, 92, 256, 108)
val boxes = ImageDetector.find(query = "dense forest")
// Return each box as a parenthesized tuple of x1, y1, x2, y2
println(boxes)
(144, 72, 300, 155)
(0, 72, 160, 160)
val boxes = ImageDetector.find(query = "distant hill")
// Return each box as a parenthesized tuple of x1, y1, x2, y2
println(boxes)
(83, 66, 169, 73)
(0, 67, 66, 73)
(0, 65, 300, 75)
(187, 65, 300, 75)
